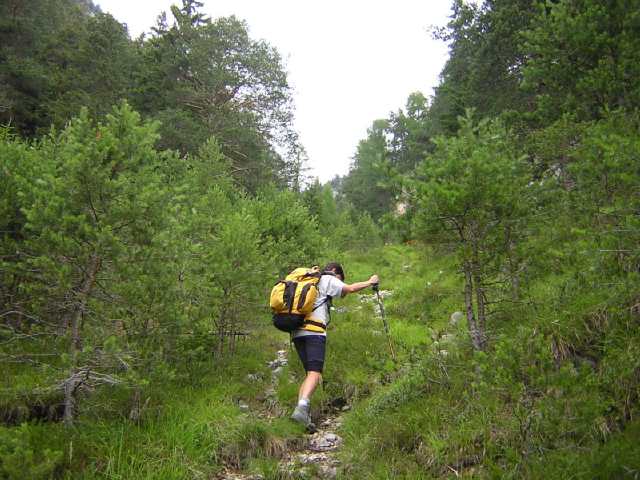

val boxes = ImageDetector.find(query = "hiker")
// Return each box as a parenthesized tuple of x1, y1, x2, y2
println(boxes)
(290, 262, 379, 428)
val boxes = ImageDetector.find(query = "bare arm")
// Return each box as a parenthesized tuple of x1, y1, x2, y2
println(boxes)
(341, 275, 379, 297)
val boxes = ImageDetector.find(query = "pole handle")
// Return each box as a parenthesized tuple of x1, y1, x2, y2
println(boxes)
(372, 282, 379, 292)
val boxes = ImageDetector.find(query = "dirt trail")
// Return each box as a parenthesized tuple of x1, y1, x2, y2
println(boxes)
(218, 347, 345, 480)
(276, 346, 345, 479)
(219, 290, 397, 479)
(280, 412, 343, 478)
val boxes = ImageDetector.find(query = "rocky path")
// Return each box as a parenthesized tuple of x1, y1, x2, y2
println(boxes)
(280, 413, 343, 479)
(219, 289, 403, 479)
(218, 347, 345, 480)
(275, 346, 344, 479)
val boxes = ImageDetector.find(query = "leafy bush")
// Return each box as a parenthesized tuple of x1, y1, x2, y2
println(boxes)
(0, 424, 63, 479)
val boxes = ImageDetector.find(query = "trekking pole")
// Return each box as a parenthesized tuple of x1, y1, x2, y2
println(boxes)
(372, 283, 396, 361)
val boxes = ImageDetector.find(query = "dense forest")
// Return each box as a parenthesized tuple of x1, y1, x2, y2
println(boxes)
(1, 0, 639, 478)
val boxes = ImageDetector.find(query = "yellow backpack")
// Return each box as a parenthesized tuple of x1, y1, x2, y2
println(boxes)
(270, 267, 324, 332)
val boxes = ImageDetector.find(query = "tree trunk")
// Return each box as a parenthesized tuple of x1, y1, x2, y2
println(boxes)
(63, 376, 77, 427)
(463, 261, 483, 351)
(229, 302, 239, 355)
(63, 369, 86, 427)
(471, 238, 486, 349)
(505, 229, 520, 301)
(58, 292, 72, 336)
(70, 253, 101, 350)
(510, 258, 521, 301)
(216, 293, 229, 357)
(472, 264, 486, 350)
(62, 253, 101, 426)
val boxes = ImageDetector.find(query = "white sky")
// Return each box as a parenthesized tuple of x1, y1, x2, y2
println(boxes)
(97, 0, 452, 183)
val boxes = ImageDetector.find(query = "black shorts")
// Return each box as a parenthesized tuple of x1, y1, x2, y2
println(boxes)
(293, 335, 326, 373)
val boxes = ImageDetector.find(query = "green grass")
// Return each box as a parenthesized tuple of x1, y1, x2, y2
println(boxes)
(3, 243, 639, 479)
(1, 322, 306, 479)
(70, 334, 309, 479)
(334, 243, 640, 479)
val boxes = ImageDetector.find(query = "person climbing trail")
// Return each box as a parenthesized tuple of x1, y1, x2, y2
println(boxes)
(290, 262, 379, 430)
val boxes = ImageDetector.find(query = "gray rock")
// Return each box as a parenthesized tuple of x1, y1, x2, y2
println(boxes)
(268, 359, 287, 369)
(318, 464, 338, 479)
(450, 311, 463, 326)
(440, 333, 455, 343)
(325, 433, 339, 443)
(359, 294, 375, 303)
(267, 349, 289, 369)
(319, 417, 342, 429)
(309, 432, 342, 452)
(297, 452, 330, 464)
(268, 359, 288, 370)
(219, 471, 264, 479)
(278, 412, 344, 479)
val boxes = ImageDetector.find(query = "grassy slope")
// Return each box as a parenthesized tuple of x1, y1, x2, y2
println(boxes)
(0, 243, 438, 479)
(336, 245, 640, 479)
(2, 243, 639, 479)
(1, 324, 304, 478)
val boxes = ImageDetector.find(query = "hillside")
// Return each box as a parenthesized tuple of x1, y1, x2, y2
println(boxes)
(2, 0, 640, 478)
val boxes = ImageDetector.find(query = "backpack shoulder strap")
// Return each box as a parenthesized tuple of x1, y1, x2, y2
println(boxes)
(312, 295, 331, 311)
(312, 271, 339, 311)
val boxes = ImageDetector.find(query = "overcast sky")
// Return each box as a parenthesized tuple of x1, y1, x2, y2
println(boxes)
(97, 0, 453, 183)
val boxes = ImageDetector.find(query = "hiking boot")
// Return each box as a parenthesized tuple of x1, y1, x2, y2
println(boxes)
(291, 404, 311, 427)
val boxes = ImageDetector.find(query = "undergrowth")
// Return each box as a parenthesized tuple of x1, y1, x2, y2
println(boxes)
(337, 244, 640, 479)
(3, 243, 639, 479)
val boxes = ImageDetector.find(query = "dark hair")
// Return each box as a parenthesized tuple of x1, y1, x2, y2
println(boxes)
(322, 262, 345, 281)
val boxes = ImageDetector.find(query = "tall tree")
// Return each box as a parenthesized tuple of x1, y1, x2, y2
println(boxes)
(521, 0, 640, 123)
(44, 12, 137, 128)
(341, 119, 396, 221)
(430, 0, 538, 134)
(0, 0, 135, 136)
(8, 102, 169, 424)
(387, 92, 434, 173)
(134, 0, 299, 190)
(412, 112, 531, 350)
(302, 180, 340, 230)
